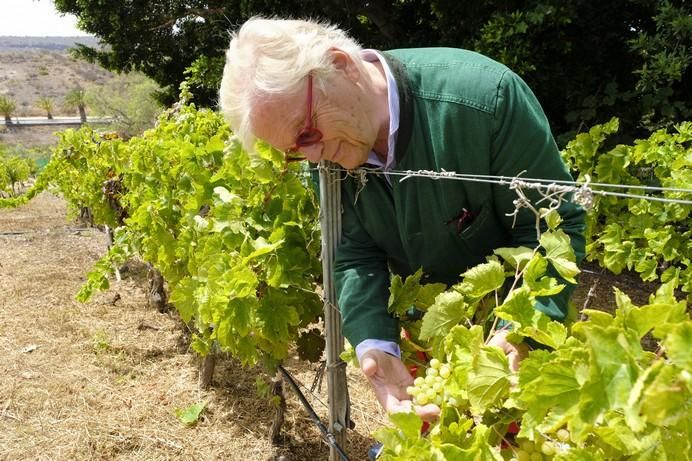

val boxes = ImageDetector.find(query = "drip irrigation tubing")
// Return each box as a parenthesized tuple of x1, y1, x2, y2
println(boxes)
(278, 365, 351, 461)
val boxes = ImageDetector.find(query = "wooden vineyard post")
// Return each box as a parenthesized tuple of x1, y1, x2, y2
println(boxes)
(318, 161, 349, 460)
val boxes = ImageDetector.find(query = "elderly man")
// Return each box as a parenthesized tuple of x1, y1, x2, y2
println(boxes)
(219, 17, 585, 423)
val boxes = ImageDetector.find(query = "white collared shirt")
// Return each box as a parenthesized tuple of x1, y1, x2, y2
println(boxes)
(354, 49, 402, 361)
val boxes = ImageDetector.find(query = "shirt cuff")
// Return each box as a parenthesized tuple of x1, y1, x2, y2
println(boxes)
(355, 339, 401, 362)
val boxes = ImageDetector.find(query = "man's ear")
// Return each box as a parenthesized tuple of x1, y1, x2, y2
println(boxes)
(329, 48, 360, 81)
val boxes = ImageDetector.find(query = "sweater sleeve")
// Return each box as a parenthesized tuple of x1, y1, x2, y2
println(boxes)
(334, 188, 401, 347)
(490, 70, 586, 321)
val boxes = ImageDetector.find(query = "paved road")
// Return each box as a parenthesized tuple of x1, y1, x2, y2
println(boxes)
(1, 116, 112, 127)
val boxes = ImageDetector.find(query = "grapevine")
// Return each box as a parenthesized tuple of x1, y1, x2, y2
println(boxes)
(562, 118, 692, 302)
(3, 97, 326, 371)
(376, 210, 690, 460)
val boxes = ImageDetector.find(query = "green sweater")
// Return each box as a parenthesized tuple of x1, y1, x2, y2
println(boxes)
(334, 48, 585, 348)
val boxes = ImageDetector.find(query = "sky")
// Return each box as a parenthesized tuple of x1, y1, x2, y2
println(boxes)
(0, 0, 91, 36)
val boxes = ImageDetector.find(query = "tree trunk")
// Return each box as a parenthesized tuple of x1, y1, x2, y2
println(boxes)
(199, 351, 216, 389)
(78, 206, 94, 227)
(147, 265, 168, 312)
(104, 225, 122, 282)
(78, 106, 87, 123)
(47, 111, 53, 120)
(269, 371, 286, 445)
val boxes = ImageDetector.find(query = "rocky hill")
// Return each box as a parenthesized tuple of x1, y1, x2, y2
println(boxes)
(0, 36, 100, 51)
(0, 36, 114, 118)
(0, 36, 118, 147)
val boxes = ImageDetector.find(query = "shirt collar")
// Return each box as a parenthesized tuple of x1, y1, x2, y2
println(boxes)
(360, 49, 399, 170)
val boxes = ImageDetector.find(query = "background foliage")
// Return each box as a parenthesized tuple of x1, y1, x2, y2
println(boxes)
(55, 0, 690, 145)
(84, 73, 162, 139)
(562, 118, 692, 302)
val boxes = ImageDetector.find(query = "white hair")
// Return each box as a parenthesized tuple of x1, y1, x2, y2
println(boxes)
(218, 17, 363, 150)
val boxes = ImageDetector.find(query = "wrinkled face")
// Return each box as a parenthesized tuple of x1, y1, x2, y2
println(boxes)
(250, 64, 381, 169)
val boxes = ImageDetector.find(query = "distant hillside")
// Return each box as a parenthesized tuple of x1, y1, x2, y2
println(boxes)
(0, 47, 115, 118)
(0, 36, 100, 52)
(0, 38, 162, 148)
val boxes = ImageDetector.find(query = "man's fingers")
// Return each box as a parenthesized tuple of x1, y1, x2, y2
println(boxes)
(414, 403, 440, 422)
(361, 356, 378, 377)
(385, 395, 413, 413)
(507, 351, 520, 372)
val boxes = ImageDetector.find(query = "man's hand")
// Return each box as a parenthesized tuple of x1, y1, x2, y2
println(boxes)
(360, 349, 440, 421)
(487, 329, 529, 372)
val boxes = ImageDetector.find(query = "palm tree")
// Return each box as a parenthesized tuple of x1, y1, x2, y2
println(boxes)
(36, 96, 54, 119)
(0, 95, 17, 125)
(64, 88, 87, 123)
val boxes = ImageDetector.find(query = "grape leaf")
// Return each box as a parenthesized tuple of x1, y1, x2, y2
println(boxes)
(494, 246, 534, 270)
(467, 346, 510, 415)
(540, 230, 579, 283)
(388, 269, 424, 317)
(459, 260, 506, 298)
(175, 401, 206, 425)
(296, 329, 326, 363)
(662, 321, 692, 370)
(495, 287, 567, 349)
(582, 325, 640, 412)
(420, 291, 470, 341)
(523, 254, 565, 297)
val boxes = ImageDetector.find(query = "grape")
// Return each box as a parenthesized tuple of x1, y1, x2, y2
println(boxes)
(541, 442, 555, 456)
(409, 357, 454, 407)
(516, 451, 531, 461)
(530, 452, 543, 461)
(519, 441, 534, 453)
(556, 429, 570, 443)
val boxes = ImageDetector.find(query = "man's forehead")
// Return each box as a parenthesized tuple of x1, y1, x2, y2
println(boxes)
(250, 94, 302, 144)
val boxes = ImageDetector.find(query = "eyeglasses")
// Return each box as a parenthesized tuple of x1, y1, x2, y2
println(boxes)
(285, 74, 323, 162)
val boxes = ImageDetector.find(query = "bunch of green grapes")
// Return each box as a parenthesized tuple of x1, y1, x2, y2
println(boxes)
(508, 430, 571, 461)
(406, 358, 454, 406)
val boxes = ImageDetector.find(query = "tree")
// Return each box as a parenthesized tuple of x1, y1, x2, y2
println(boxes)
(36, 96, 55, 119)
(85, 73, 162, 138)
(0, 155, 32, 196)
(64, 88, 87, 123)
(55, 0, 691, 144)
(0, 95, 16, 125)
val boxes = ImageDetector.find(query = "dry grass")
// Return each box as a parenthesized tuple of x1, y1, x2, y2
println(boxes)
(0, 125, 65, 148)
(0, 192, 383, 461)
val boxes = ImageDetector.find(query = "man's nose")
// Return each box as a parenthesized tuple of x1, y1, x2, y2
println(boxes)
(301, 142, 324, 163)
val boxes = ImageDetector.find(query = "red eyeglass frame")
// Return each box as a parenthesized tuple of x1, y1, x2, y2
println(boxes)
(285, 74, 323, 162)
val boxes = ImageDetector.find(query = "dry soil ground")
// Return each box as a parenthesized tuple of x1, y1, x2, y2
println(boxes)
(0, 192, 384, 461)
(0, 192, 660, 461)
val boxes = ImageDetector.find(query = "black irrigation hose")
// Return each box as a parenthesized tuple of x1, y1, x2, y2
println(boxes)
(278, 365, 351, 461)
